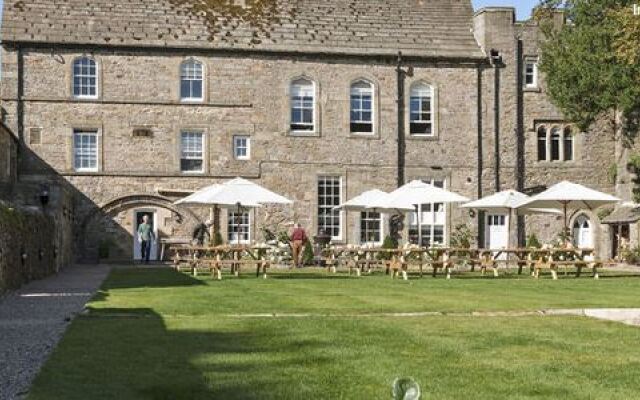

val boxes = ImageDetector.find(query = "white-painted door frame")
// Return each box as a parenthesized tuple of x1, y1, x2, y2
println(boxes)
(133, 208, 158, 261)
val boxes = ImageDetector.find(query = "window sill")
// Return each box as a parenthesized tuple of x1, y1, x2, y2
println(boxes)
(523, 87, 541, 93)
(180, 99, 205, 104)
(72, 96, 99, 101)
(289, 130, 320, 137)
(180, 170, 206, 175)
(406, 134, 438, 141)
(349, 132, 379, 139)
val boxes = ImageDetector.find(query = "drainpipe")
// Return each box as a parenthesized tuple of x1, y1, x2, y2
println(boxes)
(515, 38, 526, 246)
(477, 65, 485, 248)
(17, 45, 25, 143)
(490, 49, 502, 192)
(396, 52, 406, 187)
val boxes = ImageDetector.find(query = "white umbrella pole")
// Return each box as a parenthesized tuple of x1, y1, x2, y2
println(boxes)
(416, 204, 422, 246)
(507, 208, 512, 250)
(563, 201, 568, 245)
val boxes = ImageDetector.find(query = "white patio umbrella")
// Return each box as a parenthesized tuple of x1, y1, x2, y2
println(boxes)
(388, 180, 470, 246)
(335, 189, 415, 214)
(335, 189, 415, 245)
(175, 177, 293, 244)
(517, 181, 620, 237)
(461, 190, 561, 249)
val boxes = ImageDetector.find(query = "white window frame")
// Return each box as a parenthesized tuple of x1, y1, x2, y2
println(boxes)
(360, 211, 383, 245)
(524, 59, 538, 89)
(409, 178, 447, 246)
(180, 131, 205, 174)
(350, 80, 374, 135)
(233, 135, 251, 160)
(550, 126, 562, 162)
(563, 126, 574, 161)
(180, 60, 204, 103)
(228, 210, 251, 244)
(72, 57, 98, 99)
(409, 83, 434, 136)
(317, 176, 343, 241)
(290, 78, 316, 133)
(537, 126, 548, 161)
(73, 129, 99, 172)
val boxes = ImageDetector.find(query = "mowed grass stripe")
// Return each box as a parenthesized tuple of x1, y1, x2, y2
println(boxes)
(88, 268, 640, 316)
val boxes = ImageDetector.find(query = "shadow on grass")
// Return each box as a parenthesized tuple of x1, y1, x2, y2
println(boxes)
(102, 267, 206, 289)
(28, 308, 331, 400)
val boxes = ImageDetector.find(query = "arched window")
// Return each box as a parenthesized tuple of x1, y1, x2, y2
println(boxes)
(72, 57, 98, 99)
(290, 78, 315, 132)
(350, 80, 374, 134)
(409, 83, 433, 136)
(572, 214, 592, 248)
(537, 126, 547, 161)
(550, 126, 561, 161)
(563, 126, 573, 161)
(180, 60, 204, 101)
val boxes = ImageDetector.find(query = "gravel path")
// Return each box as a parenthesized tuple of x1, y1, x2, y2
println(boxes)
(0, 265, 110, 400)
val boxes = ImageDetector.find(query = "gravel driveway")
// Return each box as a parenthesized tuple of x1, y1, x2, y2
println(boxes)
(0, 265, 110, 400)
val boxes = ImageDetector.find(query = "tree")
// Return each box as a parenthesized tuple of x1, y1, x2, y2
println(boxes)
(536, 0, 640, 136)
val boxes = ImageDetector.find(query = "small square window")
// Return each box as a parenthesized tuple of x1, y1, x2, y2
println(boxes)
(233, 135, 251, 160)
(29, 128, 42, 145)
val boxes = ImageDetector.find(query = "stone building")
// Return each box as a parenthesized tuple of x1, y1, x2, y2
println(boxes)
(0, 0, 624, 262)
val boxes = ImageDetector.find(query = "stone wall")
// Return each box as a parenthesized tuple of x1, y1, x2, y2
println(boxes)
(0, 123, 18, 200)
(473, 8, 617, 255)
(0, 8, 624, 260)
(0, 203, 58, 294)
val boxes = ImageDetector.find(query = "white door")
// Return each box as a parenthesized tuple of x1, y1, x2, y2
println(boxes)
(572, 215, 593, 248)
(486, 214, 509, 258)
(133, 210, 158, 261)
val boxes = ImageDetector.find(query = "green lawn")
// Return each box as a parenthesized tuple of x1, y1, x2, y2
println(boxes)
(28, 268, 640, 399)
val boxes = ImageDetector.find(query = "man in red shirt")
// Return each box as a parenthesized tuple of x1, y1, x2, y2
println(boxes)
(290, 223, 308, 268)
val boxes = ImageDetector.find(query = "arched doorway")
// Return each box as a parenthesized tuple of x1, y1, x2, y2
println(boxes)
(77, 194, 200, 262)
(572, 214, 593, 248)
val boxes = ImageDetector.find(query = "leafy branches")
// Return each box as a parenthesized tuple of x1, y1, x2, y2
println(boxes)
(537, 0, 640, 136)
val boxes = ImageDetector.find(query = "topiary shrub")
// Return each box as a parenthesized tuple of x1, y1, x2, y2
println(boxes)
(378, 235, 398, 261)
(302, 240, 314, 266)
(212, 231, 224, 246)
(526, 233, 542, 249)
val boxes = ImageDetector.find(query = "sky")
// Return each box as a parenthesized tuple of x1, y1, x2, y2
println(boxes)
(473, 0, 539, 20)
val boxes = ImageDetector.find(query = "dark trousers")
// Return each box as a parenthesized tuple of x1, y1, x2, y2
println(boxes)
(141, 240, 151, 263)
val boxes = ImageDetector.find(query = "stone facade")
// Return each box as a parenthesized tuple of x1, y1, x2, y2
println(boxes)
(0, 3, 625, 261)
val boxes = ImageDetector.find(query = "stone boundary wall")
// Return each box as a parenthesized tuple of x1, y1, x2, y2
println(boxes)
(0, 203, 58, 294)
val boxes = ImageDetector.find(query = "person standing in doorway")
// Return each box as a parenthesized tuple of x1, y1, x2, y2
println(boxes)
(137, 215, 155, 264)
(290, 223, 308, 268)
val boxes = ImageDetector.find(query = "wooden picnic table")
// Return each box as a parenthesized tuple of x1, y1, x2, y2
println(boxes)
(320, 247, 483, 280)
(171, 244, 272, 280)
(319, 246, 604, 280)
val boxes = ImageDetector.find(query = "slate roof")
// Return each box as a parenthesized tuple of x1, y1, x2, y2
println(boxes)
(1, 0, 486, 59)
(601, 205, 640, 225)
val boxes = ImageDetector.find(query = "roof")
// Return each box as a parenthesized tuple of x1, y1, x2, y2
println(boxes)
(602, 205, 640, 225)
(1, 0, 486, 59)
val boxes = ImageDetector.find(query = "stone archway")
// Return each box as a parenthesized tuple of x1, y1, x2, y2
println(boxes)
(77, 194, 201, 262)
